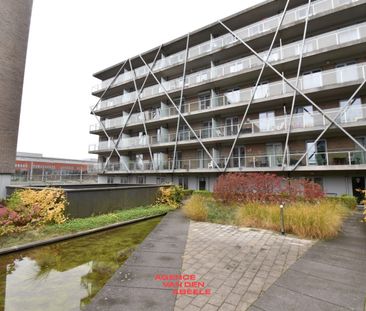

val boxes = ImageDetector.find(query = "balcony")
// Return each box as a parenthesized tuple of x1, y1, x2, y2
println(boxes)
(94, 21, 366, 113)
(89, 103, 366, 152)
(90, 61, 366, 134)
(100, 149, 366, 173)
(92, 0, 364, 94)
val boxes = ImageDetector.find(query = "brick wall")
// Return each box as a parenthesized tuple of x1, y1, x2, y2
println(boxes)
(0, 0, 33, 174)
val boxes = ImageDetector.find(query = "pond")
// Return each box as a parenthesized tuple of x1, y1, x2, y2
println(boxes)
(0, 216, 162, 311)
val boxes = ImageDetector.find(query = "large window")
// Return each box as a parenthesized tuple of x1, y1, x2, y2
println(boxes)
(233, 146, 246, 168)
(266, 143, 283, 167)
(254, 82, 269, 99)
(225, 117, 239, 136)
(199, 93, 211, 110)
(339, 98, 362, 123)
(201, 121, 212, 139)
(259, 111, 275, 132)
(306, 140, 327, 165)
(294, 105, 314, 128)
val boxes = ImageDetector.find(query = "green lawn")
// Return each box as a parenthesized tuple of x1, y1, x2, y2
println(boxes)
(0, 204, 174, 249)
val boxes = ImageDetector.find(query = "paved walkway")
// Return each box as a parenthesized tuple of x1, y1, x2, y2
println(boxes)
(86, 211, 190, 311)
(174, 221, 313, 311)
(249, 212, 366, 311)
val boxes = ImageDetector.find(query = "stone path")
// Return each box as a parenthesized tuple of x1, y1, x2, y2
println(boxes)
(174, 221, 313, 311)
(86, 211, 190, 311)
(249, 212, 366, 311)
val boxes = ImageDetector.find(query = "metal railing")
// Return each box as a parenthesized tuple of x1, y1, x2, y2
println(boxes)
(89, 100, 366, 152)
(93, 25, 366, 114)
(99, 150, 366, 173)
(92, 0, 363, 94)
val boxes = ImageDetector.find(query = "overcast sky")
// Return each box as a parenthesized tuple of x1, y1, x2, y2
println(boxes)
(17, 0, 262, 160)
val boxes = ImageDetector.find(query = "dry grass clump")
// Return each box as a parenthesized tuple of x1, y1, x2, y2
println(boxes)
(236, 200, 350, 239)
(182, 194, 208, 221)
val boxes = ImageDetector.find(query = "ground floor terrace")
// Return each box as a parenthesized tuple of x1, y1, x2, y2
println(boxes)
(97, 170, 366, 200)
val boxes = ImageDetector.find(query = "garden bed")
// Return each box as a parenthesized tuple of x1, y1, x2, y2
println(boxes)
(183, 173, 357, 239)
(0, 204, 174, 250)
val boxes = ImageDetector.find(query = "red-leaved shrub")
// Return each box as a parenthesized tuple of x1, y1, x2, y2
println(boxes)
(213, 173, 324, 203)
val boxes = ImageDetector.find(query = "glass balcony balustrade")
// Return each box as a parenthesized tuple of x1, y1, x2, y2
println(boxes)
(94, 21, 366, 112)
(89, 103, 366, 152)
(92, 0, 363, 94)
(91, 60, 366, 132)
(98, 149, 366, 173)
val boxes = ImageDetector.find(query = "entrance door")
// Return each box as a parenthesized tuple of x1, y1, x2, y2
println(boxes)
(198, 177, 207, 190)
(352, 177, 365, 203)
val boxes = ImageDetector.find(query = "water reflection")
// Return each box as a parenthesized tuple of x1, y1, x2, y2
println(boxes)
(0, 217, 161, 311)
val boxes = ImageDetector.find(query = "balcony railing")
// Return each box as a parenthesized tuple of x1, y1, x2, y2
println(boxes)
(92, 0, 363, 94)
(99, 150, 366, 172)
(89, 103, 366, 152)
(90, 61, 366, 133)
(94, 22, 366, 112)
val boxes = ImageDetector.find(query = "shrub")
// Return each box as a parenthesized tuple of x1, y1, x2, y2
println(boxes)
(236, 200, 349, 239)
(156, 185, 184, 208)
(213, 173, 324, 204)
(193, 190, 212, 197)
(0, 188, 68, 235)
(182, 194, 208, 221)
(17, 188, 68, 224)
(182, 189, 194, 197)
(327, 195, 357, 209)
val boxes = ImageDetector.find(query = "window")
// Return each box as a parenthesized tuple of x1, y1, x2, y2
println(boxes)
(224, 88, 240, 104)
(306, 140, 327, 165)
(201, 121, 212, 139)
(266, 143, 283, 167)
(136, 154, 144, 170)
(156, 177, 167, 185)
(136, 175, 146, 184)
(353, 137, 366, 165)
(178, 125, 190, 141)
(197, 149, 206, 168)
(339, 98, 362, 123)
(302, 69, 322, 89)
(254, 82, 269, 99)
(225, 117, 239, 136)
(259, 111, 275, 132)
(178, 176, 189, 189)
(199, 93, 211, 110)
(198, 177, 207, 190)
(120, 177, 129, 184)
(294, 105, 314, 128)
(173, 151, 181, 169)
(107, 177, 114, 184)
(233, 146, 246, 167)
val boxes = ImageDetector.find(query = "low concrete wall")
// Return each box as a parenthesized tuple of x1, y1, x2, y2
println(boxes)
(6, 184, 167, 218)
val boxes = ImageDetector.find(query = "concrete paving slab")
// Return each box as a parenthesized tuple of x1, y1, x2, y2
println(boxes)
(249, 284, 349, 311)
(124, 249, 183, 268)
(290, 258, 366, 291)
(138, 240, 186, 254)
(107, 265, 180, 289)
(251, 212, 366, 311)
(302, 248, 366, 273)
(276, 269, 365, 309)
(86, 210, 190, 311)
(86, 286, 175, 311)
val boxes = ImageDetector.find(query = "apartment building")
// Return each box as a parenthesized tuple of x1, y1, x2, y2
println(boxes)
(89, 0, 366, 196)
